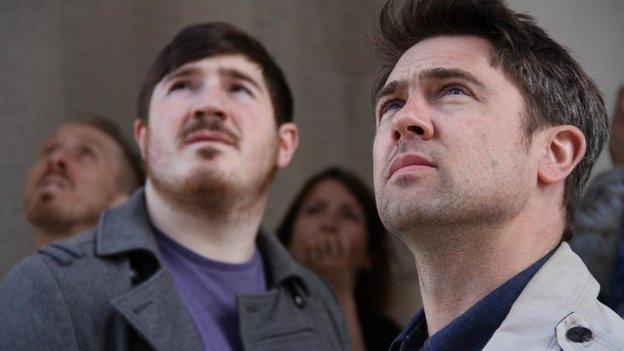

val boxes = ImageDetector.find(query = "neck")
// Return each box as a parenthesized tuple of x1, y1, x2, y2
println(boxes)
(403, 202, 561, 336)
(145, 181, 266, 263)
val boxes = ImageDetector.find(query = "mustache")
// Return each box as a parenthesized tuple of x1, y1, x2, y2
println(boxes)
(384, 141, 438, 175)
(179, 116, 240, 147)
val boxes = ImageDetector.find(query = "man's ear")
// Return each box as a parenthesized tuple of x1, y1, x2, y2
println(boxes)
(133, 118, 148, 159)
(276, 122, 299, 169)
(537, 125, 586, 184)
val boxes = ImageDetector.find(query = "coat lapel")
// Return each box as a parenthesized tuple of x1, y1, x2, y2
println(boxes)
(96, 190, 202, 351)
(111, 269, 203, 351)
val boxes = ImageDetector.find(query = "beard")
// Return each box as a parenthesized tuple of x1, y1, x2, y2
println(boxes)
(376, 167, 527, 239)
(24, 192, 99, 234)
(146, 142, 279, 218)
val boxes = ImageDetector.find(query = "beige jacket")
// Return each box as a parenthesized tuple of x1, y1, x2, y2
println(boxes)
(484, 242, 624, 350)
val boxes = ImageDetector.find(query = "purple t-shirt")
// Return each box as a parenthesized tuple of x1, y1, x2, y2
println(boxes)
(153, 227, 267, 351)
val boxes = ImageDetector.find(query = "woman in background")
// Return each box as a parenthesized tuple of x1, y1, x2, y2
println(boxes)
(277, 167, 400, 351)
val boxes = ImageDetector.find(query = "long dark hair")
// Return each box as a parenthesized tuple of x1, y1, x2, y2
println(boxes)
(277, 167, 392, 313)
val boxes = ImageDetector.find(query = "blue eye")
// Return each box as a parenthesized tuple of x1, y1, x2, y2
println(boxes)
(378, 99, 404, 120)
(441, 85, 470, 97)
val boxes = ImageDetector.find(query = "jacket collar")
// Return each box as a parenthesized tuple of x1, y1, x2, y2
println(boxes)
(96, 188, 160, 257)
(484, 242, 600, 349)
(256, 226, 307, 288)
(96, 188, 306, 288)
(100, 188, 309, 351)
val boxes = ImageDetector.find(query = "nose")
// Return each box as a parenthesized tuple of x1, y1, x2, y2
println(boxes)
(191, 87, 227, 121)
(319, 211, 339, 234)
(391, 97, 434, 142)
(46, 148, 68, 172)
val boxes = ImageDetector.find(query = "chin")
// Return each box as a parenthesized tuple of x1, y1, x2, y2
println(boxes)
(195, 146, 221, 160)
(180, 167, 234, 195)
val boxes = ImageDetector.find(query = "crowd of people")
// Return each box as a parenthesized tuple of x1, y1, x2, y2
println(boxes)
(1, 0, 623, 350)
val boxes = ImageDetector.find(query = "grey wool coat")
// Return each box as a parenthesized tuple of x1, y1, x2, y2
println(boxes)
(0, 189, 349, 351)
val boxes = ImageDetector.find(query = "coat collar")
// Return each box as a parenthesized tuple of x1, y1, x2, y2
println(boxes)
(96, 188, 160, 257)
(99, 188, 310, 351)
(96, 188, 306, 288)
(256, 225, 308, 289)
(484, 242, 601, 349)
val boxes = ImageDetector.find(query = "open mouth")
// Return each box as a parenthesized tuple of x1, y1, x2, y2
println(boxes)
(37, 173, 71, 192)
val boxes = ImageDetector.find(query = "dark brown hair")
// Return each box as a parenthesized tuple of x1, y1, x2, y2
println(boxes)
(137, 22, 293, 125)
(373, 0, 609, 239)
(277, 167, 392, 312)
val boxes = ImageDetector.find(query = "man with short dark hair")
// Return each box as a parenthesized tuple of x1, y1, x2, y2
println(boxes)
(24, 116, 144, 248)
(371, 0, 624, 349)
(0, 23, 348, 351)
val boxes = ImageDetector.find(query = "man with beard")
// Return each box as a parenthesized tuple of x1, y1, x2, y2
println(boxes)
(24, 116, 144, 248)
(0, 23, 348, 351)
(371, 0, 624, 350)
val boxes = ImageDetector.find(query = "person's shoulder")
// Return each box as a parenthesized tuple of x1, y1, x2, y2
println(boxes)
(0, 230, 103, 351)
(555, 299, 624, 350)
(37, 228, 99, 268)
(1, 229, 97, 284)
(592, 300, 624, 339)
(574, 166, 624, 237)
(0, 225, 130, 303)
(580, 166, 624, 206)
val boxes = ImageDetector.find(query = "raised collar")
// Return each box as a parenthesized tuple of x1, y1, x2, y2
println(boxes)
(95, 188, 305, 288)
(96, 188, 159, 257)
(483, 242, 602, 349)
(391, 246, 554, 351)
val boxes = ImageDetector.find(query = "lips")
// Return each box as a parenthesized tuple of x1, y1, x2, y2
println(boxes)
(388, 153, 435, 179)
(184, 130, 236, 147)
(37, 172, 71, 192)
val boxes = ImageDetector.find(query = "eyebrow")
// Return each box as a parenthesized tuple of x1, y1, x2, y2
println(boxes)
(164, 65, 262, 91)
(374, 67, 487, 106)
(219, 68, 262, 91)
(163, 67, 202, 82)
(374, 80, 407, 106)
(420, 67, 487, 91)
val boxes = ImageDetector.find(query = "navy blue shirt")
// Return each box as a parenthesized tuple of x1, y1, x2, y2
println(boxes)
(153, 226, 267, 351)
(390, 247, 557, 351)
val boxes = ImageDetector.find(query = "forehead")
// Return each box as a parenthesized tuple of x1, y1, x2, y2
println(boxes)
(387, 35, 497, 84)
(46, 124, 120, 153)
(161, 54, 266, 86)
(308, 179, 360, 205)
